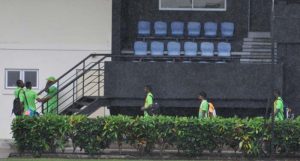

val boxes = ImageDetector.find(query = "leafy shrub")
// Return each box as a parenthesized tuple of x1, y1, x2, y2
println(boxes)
(72, 117, 111, 154)
(103, 115, 132, 154)
(11, 115, 300, 157)
(12, 115, 71, 156)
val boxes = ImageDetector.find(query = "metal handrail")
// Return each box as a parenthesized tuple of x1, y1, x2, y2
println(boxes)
(56, 73, 104, 108)
(37, 55, 107, 113)
(37, 54, 94, 95)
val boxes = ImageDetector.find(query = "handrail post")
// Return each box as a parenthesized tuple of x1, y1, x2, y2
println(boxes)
(57, 80, 60, 114)
(73, 82, 75, 105)
(42, 103, 44, 114)
(82, 61, 85, 97)
(98, 62, 101, 96)
(269, 0, 276, 158)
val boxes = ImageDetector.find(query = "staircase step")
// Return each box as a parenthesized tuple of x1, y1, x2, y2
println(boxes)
(79, 97, 97, 103)
(243, 48, 277, 52)
(243, 38, 272, 42)
(240, 59, 274, 63)
(244, 53, 273, 56)
(243, 45, 277, 49)
(243, 43, 277, 46)
(248, 32, 271, 38)
(231, 52, 250, 56)
(68, 108, 81, 113)
(243, 42, 273, 45)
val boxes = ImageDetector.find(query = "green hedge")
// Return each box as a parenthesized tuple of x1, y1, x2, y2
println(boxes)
(12, 115, 300, 157)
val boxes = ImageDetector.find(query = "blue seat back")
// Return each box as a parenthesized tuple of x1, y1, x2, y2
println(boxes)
(167, 41, 181, 56)
(218, 42, 231, 57)
(204, 22, 217, 37)
(187, 22, 201, 37)
(151, 41, 164, 56)
(184, 42, 198, 56)
(221, 22, 234, 37)
(154, 21, 167, 36)
(134, 41, 148, 56)
(201, 42, 214, 57)
(171, 21, 184, 36)
(138, 21, 151, 36)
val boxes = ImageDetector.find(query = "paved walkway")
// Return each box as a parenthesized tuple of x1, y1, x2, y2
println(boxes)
(0, 139, 15, 159)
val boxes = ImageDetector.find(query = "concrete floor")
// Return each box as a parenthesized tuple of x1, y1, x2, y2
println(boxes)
(0, 139, 15, 159)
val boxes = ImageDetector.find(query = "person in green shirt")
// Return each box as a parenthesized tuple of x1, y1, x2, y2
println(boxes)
(14, 80, 25, 115)
(141, 85, 153, 116)
(40, 76, 58, 114)
(23, 82, 41, 116)
(273, 89, 284, 121)
(14, 80, 24, 99)
(198, 91, 209, 119)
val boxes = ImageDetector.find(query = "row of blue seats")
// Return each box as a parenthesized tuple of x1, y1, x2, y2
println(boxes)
(134, 41, 231, 57)
(138, 21, 234, 37)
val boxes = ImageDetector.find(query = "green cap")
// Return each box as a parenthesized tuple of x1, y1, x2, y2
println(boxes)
(46, 76, 56, 82)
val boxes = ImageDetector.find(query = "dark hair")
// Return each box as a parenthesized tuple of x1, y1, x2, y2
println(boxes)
(26, 82, 32, 89)
(199, 91, 207, 99)
(16, 80, 23, 87)
(145, 85, 152, 92)
(273, 89, 281, 96)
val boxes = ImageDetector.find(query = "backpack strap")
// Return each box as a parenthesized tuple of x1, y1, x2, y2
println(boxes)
(23, 91, 29, 107)
(17, 89, 22, 98)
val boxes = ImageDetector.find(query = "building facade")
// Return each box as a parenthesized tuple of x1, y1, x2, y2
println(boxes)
(0, 0, 112, 139)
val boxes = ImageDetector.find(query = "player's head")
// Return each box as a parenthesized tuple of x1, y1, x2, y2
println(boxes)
(26, 82, 32, 89)
(16, 80, 24, 88)
(198, 91, 207, 100)
(144, 85, 152, 93)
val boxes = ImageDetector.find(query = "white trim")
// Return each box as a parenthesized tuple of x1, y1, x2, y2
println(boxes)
(5, 69, 20, 89)
(4, 69, 39, 90)
(159, 0, 227, 11)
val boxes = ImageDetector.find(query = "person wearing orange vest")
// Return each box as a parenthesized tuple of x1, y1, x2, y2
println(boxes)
(208, 102, 216, 118)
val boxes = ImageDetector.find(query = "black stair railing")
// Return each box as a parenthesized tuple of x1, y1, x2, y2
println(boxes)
(36, 53, 109, 114)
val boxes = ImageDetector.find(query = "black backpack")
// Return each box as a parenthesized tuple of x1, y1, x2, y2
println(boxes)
(12, 90, 24, 116)
(148, 95, 160, 116)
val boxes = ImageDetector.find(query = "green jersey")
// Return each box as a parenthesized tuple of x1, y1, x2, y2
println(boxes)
(24, 89, 38, 111)
(199, 100, 209, 118)
(274, 97, 284, 121)
(46, 85, 58, 114)
(144, 92, 153, 116)
(14, 87, 25, 103)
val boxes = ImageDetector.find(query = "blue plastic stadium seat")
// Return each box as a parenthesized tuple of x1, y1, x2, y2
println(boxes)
(187, 22, 201, 37)
(167, 41, 181, 56)
(184, 42, 198, 56)
(151, 41, 164, 56)
(201, 42, 214, 57)
(134, 41, 148, 56)
(218, 42, 231, 57)
(221, 22, 234, 37)
(171, 21, 184, 36)
(138, 21, 151, 36)
(154, 21, 167, 36)
(204, 22, 218, 37)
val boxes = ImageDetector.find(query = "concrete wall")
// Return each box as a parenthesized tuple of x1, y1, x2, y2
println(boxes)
(273, 1, 300, 114)
(274, 1, 300, 43)
(0, 0, 112, 139)
(279, 43, 300, 115)
(250, 0, 271, 31)
(105, 62, 283, 110)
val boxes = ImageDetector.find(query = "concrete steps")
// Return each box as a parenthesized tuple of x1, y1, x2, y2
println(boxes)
(248, 32, 271, 38)
(240, 32, 277, 63)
